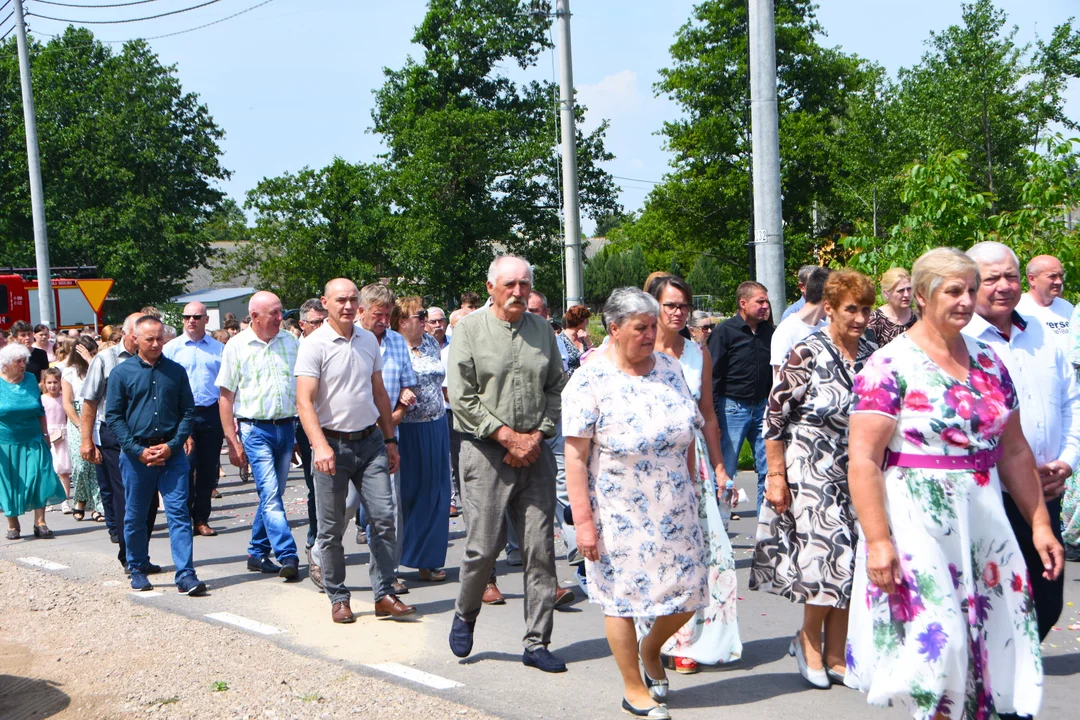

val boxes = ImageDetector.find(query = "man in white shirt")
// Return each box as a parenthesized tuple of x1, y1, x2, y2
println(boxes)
(1016, 254, 1073, 342)
(964, 242, 1079, 642)
(780, 265, 817, 322)
(770, 266, 830, 372)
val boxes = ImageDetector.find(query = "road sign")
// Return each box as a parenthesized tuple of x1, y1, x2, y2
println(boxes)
(76, 278, 113, 313)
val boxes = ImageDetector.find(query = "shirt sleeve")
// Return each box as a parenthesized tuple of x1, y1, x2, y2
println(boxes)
(399, 336, 418, 389)
(538, 326, 567, 438)
(293, 338, 322, 379)
(770, 323, 790, 367)
(447, 319, 502, 440)
(214, 340, 240, 391)
(561, 367, 597, 439)
(105, 365, 141, 455)
(1055, 346, 1080, 472)
(168, 368, 196, 457)
(80, 353, 107, 403)
(764, 343, 815, 440)
(851, 351, 903, 417)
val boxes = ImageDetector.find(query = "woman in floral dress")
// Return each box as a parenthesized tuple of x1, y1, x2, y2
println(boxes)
(635, 275, 742, 675)
(751, 270, 877, 688)
(564, 287, 707, 720)
(846, 248, 1063, 719)
(61, 336, 103, 521)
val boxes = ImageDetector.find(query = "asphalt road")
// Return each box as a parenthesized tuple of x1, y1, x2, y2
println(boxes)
(3, 460, 1078, 720)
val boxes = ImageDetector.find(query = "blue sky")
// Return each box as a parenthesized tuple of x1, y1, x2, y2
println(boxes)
(20, 0, 1080, 232)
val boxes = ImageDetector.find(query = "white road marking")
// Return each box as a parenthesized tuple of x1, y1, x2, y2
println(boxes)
(204, 612, 283, 636)
(364, 663, 463, 690)
(103, 580, 122, 587)
(17, 556, 68, 571)
(131, 591, 163, 597)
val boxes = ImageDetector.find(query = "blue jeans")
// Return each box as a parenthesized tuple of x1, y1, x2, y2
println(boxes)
(119, 450, 195, 583)
(717, 396, 768, 511)
(240, 421, 299, 562)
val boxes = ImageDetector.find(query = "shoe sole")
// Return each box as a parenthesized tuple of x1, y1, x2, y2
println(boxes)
(554, 590, 576, 608)
(482, 597, 505, 605)
(279, 567, 299, 580)
(376, 609, 417, 619)
(333, 616, 356, 624)
(181, 583, 208, 597)
(523, 659, 567, 673)
(131, 583, 154, 592)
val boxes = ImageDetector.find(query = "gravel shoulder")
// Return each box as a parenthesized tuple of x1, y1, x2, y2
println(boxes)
(0, 559, 495, 720)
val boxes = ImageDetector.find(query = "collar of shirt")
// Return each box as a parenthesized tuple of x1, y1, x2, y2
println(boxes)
(966, 310, 1027, 343)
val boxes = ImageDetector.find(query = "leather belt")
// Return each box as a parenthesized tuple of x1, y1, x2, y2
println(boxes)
(237, 417, 296, 426)
(322, 425, 378, 441)
(136, 436, 169, 446)
(884, 445, 1003, 472)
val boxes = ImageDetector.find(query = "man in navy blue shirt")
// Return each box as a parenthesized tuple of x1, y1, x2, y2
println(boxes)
(106, 315, 206, 595)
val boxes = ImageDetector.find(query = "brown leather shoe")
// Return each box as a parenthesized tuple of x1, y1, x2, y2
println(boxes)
(392, 578, 409, 595)
(306, 547, 323, 592)
(194, 523, 217, 537)
(374, 594, 416, 619)
(331, 601, 355, 624)
(554, 586, 575, 608)
(482, 581, 505, 605)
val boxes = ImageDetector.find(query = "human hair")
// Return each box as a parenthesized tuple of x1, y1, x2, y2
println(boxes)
(53, 335, 75, 364)
(735, 281, 768, 305)
(122, 314, 140, 335)
(135, 315, 163, 335)
(360, 283, 395, 309)
(797, 265, 817, 286)
(603, 287, 660, 329)
(911, 247, 980, 318)
(563, 305, 592, 329)
(139, 306, 162, 319)
(642, 271, 670, 292)
(391, 296, 424, 332)
(211, 329, 230, 344)
(67, 335, 98, 379)
(40, 366, 62, 393)
(689, 310, 712, 329)
(459, 291, 482, 308)
(823, 269, 876, 308)
(282, 317, 299, 332)
(1025, 254, 1060, 278)
(223, 318, 240, 332)
(0, 342, 31, 372)
(879, 267, 911, 296)
(300, 298, 325, 322)
(242, 315, 251, 325)
(33, 323, 49, 335)
(646, 275, 694, 306)
(487, 255, 534, 285)
(529, 290, 548, 310)
(966, 241, 1019, 273)
(99, 325, 119, 343)
(804, 267, 832, 305)
(10, 320, 33, 336)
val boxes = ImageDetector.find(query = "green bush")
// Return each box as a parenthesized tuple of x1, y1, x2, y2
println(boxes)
(737, 440, 755, 471)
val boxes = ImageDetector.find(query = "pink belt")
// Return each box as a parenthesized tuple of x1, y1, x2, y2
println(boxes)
(884, 445, 1002, 472)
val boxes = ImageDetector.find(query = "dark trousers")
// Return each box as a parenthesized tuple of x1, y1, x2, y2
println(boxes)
(1003, 492, 1063, 641)
(296, 422, 318, 549)
(188, 403, 224, 526)
(95, 423, 159, 568)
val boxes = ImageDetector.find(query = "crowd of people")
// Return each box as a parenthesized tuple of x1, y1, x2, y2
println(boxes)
(0, 245, 1077, 720)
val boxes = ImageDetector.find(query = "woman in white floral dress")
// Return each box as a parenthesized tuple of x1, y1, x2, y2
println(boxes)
(564, 288, 708, 720)
(846, 248, 1063, 719)
(635, 275, 742, 674)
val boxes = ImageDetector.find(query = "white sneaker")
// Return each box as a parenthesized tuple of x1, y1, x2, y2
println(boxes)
(61, 500, 73, 514)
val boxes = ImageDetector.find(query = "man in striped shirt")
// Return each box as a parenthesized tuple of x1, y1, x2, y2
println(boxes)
(216, 291, 302, 582)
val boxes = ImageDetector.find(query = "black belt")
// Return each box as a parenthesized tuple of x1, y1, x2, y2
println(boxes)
(237, 417, 296, 426)
(136, 436, 169, 446)
(195, 403, 218, 412)
(322, 425, 378, 441)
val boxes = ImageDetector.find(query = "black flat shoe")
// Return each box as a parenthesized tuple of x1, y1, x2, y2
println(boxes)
(6, 529, 20, 540)
(246, 555, 282, 574)
(621, 698, 670, 719)
(33, 525, 54, 538)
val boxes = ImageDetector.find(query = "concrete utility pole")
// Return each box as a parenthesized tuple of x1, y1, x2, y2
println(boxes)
(748, 0, 786, 317)
(555, 0, 583, 308)
(12, 1, 55, 327)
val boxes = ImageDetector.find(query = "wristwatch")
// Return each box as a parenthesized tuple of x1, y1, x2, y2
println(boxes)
(383, 437, 398, 445)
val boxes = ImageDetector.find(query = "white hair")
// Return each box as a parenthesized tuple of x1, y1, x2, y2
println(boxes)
(604, 287, 660, 328)
(487, 255, 534, 285)
(0, 343, 31, 372)
(966, 241, 1019, 272)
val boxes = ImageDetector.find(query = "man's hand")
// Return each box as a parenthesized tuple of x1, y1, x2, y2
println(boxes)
(313, 443, 336, 476)
(80, 438, 101, 465)
(184, 437, 194, 456)
(495, 427, 541, 465)
(1037, 461, 1071, 499)
(385, 443, 400, 474)
(503, 452, 523, 468)
(227, 439, 247, 469)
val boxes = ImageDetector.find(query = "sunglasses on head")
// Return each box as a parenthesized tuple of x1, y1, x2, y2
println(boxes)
(181, 314, 205, 320)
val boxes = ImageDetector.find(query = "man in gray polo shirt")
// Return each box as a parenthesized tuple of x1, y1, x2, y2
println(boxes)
(295, 278, 416, 624)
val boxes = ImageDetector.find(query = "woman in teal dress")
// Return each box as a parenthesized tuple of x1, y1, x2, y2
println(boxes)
(0, 344, 65, 539)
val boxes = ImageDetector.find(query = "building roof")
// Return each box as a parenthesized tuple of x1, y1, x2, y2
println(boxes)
(171, 287, 256, 304)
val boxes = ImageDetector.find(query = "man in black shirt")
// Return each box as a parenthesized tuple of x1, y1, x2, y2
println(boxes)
(707, 281, 775, 512)
(10, 321, 49, 383)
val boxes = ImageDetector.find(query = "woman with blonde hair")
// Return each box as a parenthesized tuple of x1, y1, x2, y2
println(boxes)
(865, 267, 916, 346)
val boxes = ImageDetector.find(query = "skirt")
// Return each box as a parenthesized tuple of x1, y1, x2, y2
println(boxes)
(48, 424, 72, 476)
(0, 436, 66, 517)
(398, 416, 451, 569)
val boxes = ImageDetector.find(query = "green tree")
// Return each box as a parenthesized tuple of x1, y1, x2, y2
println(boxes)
(0, 28, 229, 312)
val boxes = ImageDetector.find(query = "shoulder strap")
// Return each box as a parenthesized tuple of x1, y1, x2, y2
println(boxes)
(818, 335, 853, 391)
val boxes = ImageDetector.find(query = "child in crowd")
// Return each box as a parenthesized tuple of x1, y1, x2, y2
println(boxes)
(40, 367, 72, 511)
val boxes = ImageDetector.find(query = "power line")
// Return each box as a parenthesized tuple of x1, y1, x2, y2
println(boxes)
(29, 0, 222, 24)
(35, 0, 167, 8)
(611, 174, 662, 185)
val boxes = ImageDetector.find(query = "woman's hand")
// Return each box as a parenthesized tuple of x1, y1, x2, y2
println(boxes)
(576, 519, 600, 562)
(1032, 523, 1064, 581)
(764, 474, 790, 514)
(74, 344, 93, 363)
(866, 539, 902, 594)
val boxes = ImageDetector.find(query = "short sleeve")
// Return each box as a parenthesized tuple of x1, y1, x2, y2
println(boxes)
(215, 341, 240, 390)
(294, 338, 323, 379)
(991, 350, 1019, 412)
(764, 343, 815, 439)
(561, 366, 599, 439)
(851, 350, 902, 417)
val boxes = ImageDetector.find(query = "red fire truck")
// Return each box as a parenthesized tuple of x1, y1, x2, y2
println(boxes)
(0, 268, 114, 332)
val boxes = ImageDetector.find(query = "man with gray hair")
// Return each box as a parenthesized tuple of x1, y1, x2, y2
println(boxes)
(447, 255, 568, 673)
(80, 312, 160, 572)
(426, 306, 449, 349)
(1016, 254, 1073, 343)
(780, 264, 818, 321)
(963, 241, 1080, 647)
(295, 297, 328, 588)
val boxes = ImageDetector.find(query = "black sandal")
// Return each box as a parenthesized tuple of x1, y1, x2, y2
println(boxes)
(5, 528, 20, 540)
(33, 524, 54, 538)
(72, 507, 85, 521)
(91, 511, 105, 522)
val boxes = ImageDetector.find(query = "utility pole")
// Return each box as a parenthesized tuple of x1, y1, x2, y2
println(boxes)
(555, 0, 583, 308)
(12, 1, 55, 327)
(748, 0, 785, 317)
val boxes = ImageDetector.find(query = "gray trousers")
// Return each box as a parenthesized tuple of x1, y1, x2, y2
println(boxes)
(348, 470, 403, 572)
(314, 433, 396, 604)
(456, 437, 558, 651)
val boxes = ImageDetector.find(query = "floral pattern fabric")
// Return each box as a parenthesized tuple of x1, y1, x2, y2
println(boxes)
(562, 351, 708, 617)
(402, 334, 446, 424)
(61, 367, 103, 514)
(845, 334, 1043, 720)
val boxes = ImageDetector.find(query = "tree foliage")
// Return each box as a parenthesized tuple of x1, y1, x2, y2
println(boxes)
(0, 28, 228, 312)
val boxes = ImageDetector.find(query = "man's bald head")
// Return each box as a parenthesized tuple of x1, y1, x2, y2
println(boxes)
(1025, 254, 1066, 305)
(322, 278, 361, 329)
(248, 291, 283, 341)
(181, 301, 209, 340)
(323, 278, 359, 298)
(248, 291, 281, 316)
(121, 312, 143, 354)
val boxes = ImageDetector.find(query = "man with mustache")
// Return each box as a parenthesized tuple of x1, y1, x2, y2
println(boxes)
(447, 255, 568, 673)
(1016, 254, 1073, 344)
(963, 242, 1079, 662)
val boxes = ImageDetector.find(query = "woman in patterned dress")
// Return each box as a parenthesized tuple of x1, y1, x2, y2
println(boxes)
(564, 287, 708, 720)
(751, 269, 877, 688)
(60, 336, 104, 521)
(557, 305, 592, 377)
(635, 275, 742, 675)
(393, 297, 452, 582)
(846, 248, 1063, 720)
(866, 267, 917, 346)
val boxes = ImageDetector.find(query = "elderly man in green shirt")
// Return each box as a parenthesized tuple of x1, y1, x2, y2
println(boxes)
(447, 255, 568, 673)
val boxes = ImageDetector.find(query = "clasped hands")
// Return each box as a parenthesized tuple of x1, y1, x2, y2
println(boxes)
(495, 427, 544, 468)
(138, 443, 172, 466)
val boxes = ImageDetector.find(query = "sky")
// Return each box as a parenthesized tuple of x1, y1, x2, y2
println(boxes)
(16, 0, 1080, 234)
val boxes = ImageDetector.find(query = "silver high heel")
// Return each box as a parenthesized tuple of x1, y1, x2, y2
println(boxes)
(792, 630, 830, 689)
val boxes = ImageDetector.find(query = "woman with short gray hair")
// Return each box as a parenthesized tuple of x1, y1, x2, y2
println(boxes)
(0, 343, 65, 539)
(563, 287, 708, 718)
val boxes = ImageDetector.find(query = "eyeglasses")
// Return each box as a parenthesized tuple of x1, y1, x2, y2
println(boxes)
(181, 314, 205, 321)
(661, 302, 691, 314)
(426, 317, 447, 325)
(302, 317, 325, 327)
(410, 310, 428, 321)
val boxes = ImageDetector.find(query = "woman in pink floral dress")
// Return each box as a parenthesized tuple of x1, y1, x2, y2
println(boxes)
(846, 248, 1063, 719)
